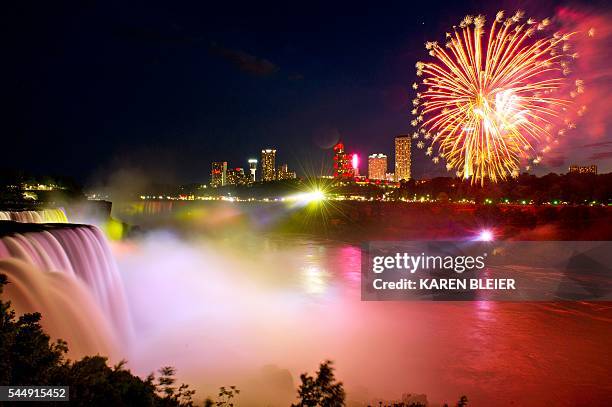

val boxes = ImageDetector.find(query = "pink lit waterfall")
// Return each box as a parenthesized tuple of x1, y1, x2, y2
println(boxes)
(0, 225, 132, 359)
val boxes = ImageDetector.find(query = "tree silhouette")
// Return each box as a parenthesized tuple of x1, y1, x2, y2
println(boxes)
(216, 386, 240, 407)
(156, 366, 196, 406)
(292, 360, 345, 407)
(456, 395, 468, 407)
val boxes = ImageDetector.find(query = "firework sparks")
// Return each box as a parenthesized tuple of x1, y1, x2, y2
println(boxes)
(413, 10, 583, 184)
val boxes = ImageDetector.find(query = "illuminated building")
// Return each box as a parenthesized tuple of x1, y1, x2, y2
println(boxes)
(226, 167, 250, 186)
(236, 168, 250, 185)
(277, 163, 297, 180)
(261, 149, 276, 181)
(352, 153, 359, 176)
(248, 159, 258, 182)
(226, 168, 236, 185)
(569, 165, 597, 174)
(277, 163, 287, 179)
(368, 154, 387, 180)
(333, 141, 353, 179)
(385, 172, 395, 182)
(22, 183, 63, 191)
(395, 135, 411, 181)
(211, 161, 227, 187)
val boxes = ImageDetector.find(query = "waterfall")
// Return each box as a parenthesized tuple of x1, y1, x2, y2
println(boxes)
(0, 223, 132, 359)
(0, 208, 68, 223)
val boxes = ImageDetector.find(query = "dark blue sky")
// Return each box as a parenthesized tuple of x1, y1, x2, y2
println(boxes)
(2, 0, 610, 184)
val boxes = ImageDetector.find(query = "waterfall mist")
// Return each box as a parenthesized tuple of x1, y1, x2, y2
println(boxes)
(1, 212, 611, 406)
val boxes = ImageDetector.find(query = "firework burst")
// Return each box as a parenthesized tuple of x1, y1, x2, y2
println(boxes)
(413, 10, 584, 184)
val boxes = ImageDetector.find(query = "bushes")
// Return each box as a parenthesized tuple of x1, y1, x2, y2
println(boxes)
(0, 274, 193, 406)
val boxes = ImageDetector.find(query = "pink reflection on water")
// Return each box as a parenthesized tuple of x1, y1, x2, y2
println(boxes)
(113, 233, 612, 406)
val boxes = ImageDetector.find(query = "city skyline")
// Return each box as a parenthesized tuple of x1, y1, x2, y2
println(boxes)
(3, 0, 611, 185)
(210, 148, 300, 186)
(206, 136, 608, 187)
(214, 135, 409, 185)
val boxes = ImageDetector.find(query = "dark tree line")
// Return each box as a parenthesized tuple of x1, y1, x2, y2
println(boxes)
(393, 172, 612, 204)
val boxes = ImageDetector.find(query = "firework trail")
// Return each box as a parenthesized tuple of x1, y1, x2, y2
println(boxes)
(412, 10, 586, 184)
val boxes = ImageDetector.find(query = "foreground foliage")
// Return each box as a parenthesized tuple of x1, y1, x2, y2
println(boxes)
(292, 360, 345, 407)
(0, 274, 194, 406)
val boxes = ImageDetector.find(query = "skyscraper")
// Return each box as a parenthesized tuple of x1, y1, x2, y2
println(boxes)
(368, 154, 387, 180)
(226, 167, 249, 185)
(211, 161, 227, 187)
(333, 141, 353, 179)
(248, 159, 258, 182)
(277, 163, 297, 180)
(226, 168, 237, 185)
(352, 153, 360, 176)
(395, 135, 411, 181)
(261, 149, 276, 181)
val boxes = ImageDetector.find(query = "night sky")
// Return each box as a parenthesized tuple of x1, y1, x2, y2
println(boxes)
(2, 0, 611, 185)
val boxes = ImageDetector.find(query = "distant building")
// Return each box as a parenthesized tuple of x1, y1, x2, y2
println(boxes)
(236, 168, 250, 185)
(277, 163, 297, 180)
(569, 165, 597, 174)
(385, 172, 395, 182)
(248, 159, 258, 182)
(211, 161, 227, 187)
(21, 183, 63, 191)
(395, 135, 411, 181)
(261, 149, 277, 181)
(226, 167, 250, 186)
(352, 153, 360, 176)
(333, 141, 353, 179)
(226, 168, 236, 185)
(368, 154, 387, 180)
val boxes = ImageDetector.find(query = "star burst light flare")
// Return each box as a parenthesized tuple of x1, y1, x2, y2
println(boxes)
(412, 10, 585, 184)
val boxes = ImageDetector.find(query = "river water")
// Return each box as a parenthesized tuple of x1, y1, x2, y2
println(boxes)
(111, 228, 612, 406)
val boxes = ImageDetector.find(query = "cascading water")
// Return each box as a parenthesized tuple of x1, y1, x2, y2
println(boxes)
(0, 223, 132, 360)
(0, 208, 68, 223)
